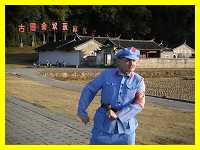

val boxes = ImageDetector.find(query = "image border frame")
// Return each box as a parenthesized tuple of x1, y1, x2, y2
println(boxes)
(1, 0, 199, 150)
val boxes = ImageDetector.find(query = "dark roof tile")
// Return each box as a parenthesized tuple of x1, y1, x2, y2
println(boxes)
(36, 34, 162, 52)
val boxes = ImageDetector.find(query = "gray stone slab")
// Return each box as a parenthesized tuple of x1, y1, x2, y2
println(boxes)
(6, 96, 90, 144)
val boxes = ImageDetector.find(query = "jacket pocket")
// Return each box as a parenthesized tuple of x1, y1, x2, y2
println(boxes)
(93, 108, 106, 131)
(102, 81, 117, 102)
(103, 116, 117, 134)
(121, 118, 138, 134)
(124, 83, 137, 102)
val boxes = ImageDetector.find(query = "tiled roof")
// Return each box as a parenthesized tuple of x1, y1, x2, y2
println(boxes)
(35, 35, 89, 51)
(79, 35, 111, 44)
(36, 34, 162, 51)
(172, 43, 194, 51)
(109, 39, 162, 50)
(79, 35, 162, 50)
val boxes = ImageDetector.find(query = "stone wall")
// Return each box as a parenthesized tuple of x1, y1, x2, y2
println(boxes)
(137, 58, 194, 68)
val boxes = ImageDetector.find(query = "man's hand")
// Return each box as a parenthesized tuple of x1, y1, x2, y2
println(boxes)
(78, 115, 90, 124)
(106, 109, 118, 120)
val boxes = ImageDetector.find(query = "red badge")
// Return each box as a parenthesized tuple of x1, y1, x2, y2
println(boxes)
(131, 47, 137, 53)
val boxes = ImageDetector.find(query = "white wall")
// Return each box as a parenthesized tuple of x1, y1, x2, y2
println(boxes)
(137, 58, 194, 68)
(39, 50, 80, 66)
(160, 51, 174, 59)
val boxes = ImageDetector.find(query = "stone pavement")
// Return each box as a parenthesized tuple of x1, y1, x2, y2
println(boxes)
(6, 96, 91, 144)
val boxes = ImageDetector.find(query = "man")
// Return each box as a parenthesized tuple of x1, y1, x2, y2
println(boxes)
(77, 47, 145, 144)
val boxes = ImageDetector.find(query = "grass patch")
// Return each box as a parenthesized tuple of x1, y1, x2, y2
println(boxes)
(6, 46, 37, 54)
(6, 46, 38, 67)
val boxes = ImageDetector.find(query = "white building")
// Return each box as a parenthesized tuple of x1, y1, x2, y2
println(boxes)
(160, 48, 174, 59)
(35, 34, 163, 67)
(36, 35, 103, 67)
(173, 42, 194, 58)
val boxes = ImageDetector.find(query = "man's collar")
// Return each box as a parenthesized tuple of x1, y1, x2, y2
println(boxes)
(115, 68, 135, 78)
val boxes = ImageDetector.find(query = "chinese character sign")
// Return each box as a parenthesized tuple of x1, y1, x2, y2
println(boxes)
(30, 23, 36, 32)
(73, 25, 78, 33)
(62, 22, 68, 31)
(18, 22, 80, 33)
(52, 22, 58, 31)
(18, 24, 25, 32)
(41, 22, 47, 32)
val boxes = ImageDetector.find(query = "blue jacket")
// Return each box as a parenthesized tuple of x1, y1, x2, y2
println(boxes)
(77, 68, 145, 134)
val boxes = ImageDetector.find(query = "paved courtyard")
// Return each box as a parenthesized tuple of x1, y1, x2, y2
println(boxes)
(6, 96, 90, 144)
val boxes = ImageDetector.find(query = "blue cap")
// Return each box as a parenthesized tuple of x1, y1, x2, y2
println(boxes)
(115, 47, 140, 60)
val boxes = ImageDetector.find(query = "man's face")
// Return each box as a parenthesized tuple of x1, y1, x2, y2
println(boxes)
(118, 58, 138, 73)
